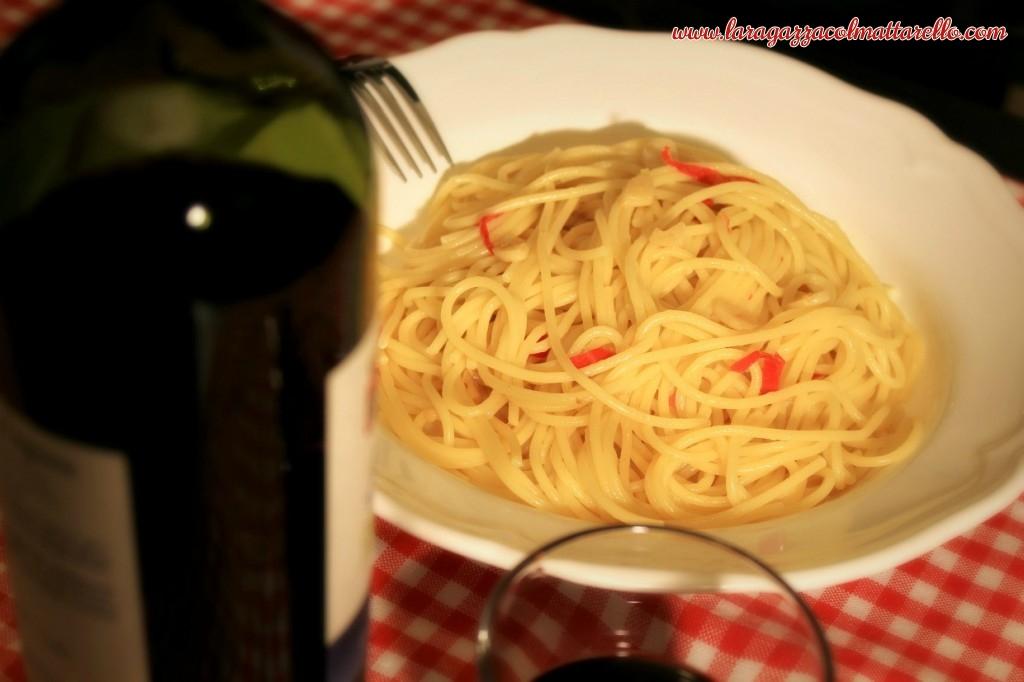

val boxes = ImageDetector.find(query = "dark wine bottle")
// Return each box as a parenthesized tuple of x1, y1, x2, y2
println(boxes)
(0, 1, 375, 681)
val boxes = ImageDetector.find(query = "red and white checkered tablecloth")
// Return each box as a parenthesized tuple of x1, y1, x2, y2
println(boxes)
(1, 1, 1023, 680)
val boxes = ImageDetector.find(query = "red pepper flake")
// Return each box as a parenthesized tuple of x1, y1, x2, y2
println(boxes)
(811, 372, 826, 380)
(570, 346, 615, 369)
(730, 350, 785, 394)
(661, 146, 755, 186)
(478, 213, 501, 255)
(703, 198, 715, 207)
(730, 351, 766, 373)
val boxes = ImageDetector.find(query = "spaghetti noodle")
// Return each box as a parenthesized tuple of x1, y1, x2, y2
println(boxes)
(378, 138, 925, 526)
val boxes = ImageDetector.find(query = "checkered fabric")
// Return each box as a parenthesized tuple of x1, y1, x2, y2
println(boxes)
(372, 502, 1024, 682)
(277, 0, 569, 58)
(1, 1, 1023, 681)
(0, 528, 22, 682)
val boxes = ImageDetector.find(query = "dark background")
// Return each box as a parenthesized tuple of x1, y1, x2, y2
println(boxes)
(531, 0, 1024, 179)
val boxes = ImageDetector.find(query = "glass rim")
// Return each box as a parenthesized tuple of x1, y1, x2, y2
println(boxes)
(477, 523, 835, 682)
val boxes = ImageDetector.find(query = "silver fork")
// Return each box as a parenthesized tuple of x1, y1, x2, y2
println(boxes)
(338, 55, 453, 182)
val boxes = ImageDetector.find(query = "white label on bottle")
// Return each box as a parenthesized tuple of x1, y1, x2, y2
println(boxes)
(0, 401, 150, 682)
(325, 329, 377, 647)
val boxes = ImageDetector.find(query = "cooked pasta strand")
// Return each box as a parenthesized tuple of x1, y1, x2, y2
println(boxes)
(378, 138, 924, 526)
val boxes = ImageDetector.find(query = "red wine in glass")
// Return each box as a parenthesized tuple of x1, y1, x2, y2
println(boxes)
(533, 656, 713, 682)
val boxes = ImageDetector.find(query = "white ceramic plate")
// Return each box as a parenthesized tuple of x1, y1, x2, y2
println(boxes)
(372, 25, 1024, 590)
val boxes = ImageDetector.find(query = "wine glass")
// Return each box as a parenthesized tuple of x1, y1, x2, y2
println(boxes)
(477, 525, 834, 681)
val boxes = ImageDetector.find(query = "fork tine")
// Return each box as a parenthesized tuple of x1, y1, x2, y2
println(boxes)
(351, 83, 408, 182)
(359, 99, 407, 182)
(352, 76, 422, 179)
(369, 74, 437, 173)
(383, 64, 454, 165)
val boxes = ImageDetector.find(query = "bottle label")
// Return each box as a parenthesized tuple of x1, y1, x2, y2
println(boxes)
(0, 401, 150, 682)
(325, 328, 378, 680)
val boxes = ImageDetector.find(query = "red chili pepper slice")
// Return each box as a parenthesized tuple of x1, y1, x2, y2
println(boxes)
(570, 347, 615, 369)
(730, 350, 785, 394)
(661, 146, 755, 186)
(729, 350, 766, 373)
(478, 213, 501, 255)
(760, 354, 784, 393)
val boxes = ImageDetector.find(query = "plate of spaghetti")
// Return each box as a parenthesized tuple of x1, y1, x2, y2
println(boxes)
(369, 25, 1024, 588)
